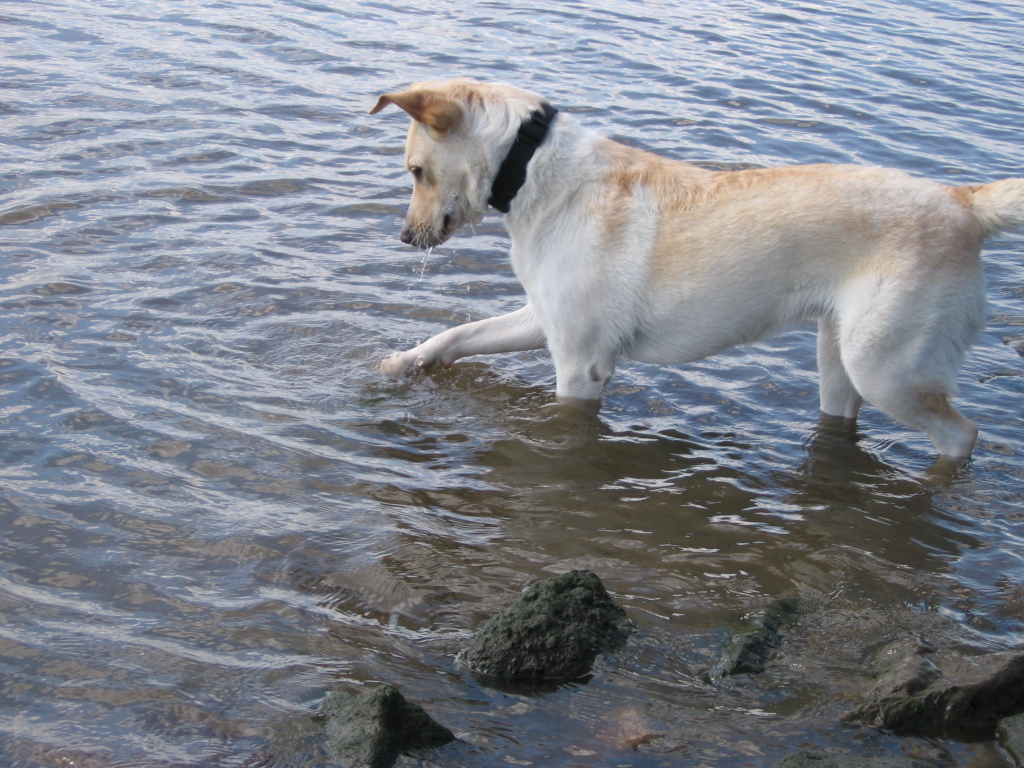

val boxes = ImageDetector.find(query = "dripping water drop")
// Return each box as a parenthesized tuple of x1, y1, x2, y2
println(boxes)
(419, 246, 434, 278)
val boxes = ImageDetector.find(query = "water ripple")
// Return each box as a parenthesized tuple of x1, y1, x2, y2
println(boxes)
(1, 0, 1023, 765)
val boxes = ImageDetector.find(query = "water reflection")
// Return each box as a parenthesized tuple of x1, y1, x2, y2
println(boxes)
(345, 371, 966, 636)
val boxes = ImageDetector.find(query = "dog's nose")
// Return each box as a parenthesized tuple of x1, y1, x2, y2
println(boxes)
(400, 227, 413, 245)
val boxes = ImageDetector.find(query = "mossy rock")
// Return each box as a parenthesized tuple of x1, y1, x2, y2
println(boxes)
(322, 685, 454, 768)
(457, 569, 632, 680)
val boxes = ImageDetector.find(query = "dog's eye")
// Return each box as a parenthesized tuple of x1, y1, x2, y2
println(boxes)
(409, 166, 424, 182)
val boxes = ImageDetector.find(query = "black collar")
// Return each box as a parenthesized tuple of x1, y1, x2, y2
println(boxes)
(488, 102, 558, 214)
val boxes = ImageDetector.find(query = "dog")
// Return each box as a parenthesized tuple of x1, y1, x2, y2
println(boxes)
(370, 78, 1024, 460)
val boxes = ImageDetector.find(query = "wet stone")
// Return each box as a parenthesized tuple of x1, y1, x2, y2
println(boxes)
(998, 713, 1024, 767)
(708, 629, 778, 680)
(773, 751, 939, 768)
(1003, 335, 1024, 356)
(864, 637, 942, 697)
(321, 685, 455, 768)
(846, 640, 1024, 738)
(707, 597, 800, 681)
(457, 569, 633, 680)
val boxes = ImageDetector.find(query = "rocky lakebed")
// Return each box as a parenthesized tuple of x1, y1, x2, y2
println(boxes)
(315, 570, 1024, 768)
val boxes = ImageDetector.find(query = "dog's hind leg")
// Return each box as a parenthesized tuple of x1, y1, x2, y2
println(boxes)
(380, 304, 546, 374)
(837, 289, 981, 460)
(853, 376, 978, 460)
(817, 314, 863, 419)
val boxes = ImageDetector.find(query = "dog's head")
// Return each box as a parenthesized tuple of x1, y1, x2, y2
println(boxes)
(370, 79, 546, 249)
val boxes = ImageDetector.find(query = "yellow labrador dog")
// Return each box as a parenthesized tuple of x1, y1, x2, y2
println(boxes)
(371, 78, 1024, 460)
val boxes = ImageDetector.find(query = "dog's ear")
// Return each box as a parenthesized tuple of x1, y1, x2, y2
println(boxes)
(369, 89, 463, 134)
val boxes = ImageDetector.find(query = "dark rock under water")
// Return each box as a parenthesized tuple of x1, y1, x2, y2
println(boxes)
(845, 639, 1024, 739)
(457, 569, 633, 680)
(707, 596, 800, 681)
(772, 751, 938, 768)
(998, 713, 1024, 767)
(321, 685, 455, 768)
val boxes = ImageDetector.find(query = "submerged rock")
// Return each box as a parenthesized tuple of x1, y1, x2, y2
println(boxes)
(773, 751, 938, 768)
(846, 639, 1024, 738)
(707, 597, 800, 681)
(998, 713, 1024, 767)
(858, 637, 943, 699)
(457, 569, 632, 680)
(708, 629, 778, 680)
(321, 685, 455, 768)
(1004, 335, 1024, 356)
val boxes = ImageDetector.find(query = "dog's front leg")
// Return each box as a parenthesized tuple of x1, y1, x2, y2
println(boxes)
(550, 341, 618, 405)
(381, 304, 546, 374)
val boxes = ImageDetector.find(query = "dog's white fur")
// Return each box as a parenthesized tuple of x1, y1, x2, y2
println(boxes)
(371, 78, 1024, 460)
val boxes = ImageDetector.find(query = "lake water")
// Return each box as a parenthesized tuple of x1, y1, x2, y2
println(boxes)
(2, 0, 1024, 766)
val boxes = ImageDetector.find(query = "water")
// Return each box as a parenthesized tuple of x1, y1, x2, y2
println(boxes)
(1, 0, 1023, 765)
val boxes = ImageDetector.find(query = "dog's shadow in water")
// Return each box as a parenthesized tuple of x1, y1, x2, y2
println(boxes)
(479, 398, 715, 496)
(376, 361, 941, 521)
(794, 416, 927, 492)
(478, 401, 953, 574)
(480, 388, 931, 502)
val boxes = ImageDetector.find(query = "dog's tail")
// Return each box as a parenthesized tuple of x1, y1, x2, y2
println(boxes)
(964, 177, 1024, 237)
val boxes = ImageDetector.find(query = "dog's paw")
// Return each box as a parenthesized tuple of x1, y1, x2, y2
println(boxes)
(381, 346, 445, 375)
(380, 352, 415, 375)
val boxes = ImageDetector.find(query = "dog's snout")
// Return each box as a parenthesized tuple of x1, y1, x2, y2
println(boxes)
(398, 220, 452, 250)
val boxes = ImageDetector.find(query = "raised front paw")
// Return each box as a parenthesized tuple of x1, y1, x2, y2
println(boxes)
(379, 349, 441, 375)
(380, 351, 416, 375)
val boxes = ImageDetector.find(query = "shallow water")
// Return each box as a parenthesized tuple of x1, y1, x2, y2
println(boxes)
(2, 0, 1024, 766)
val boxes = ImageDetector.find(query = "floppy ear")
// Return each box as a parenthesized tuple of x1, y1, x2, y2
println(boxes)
(369, 89, 463, 134)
